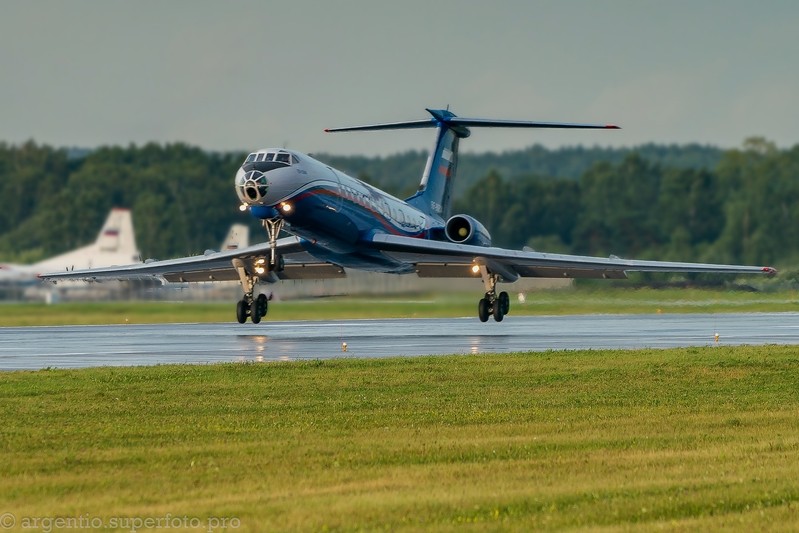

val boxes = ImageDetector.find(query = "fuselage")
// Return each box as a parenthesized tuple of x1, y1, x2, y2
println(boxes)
(235, 149, 444, 272)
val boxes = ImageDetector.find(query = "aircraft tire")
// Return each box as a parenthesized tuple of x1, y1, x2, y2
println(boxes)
(256, 293, 268, 317)
(478, 298, 490, 322)
(236, 299, 248, 324)
(493, 301, 504, 322)
(499, 291, 510, 315)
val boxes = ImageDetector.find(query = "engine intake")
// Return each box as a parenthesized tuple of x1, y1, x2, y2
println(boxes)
(445, 214, 492, 247)
(236, 170, 269, 204)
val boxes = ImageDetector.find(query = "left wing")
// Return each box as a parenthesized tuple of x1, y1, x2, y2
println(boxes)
(39, 236, 345, 283)
(369, 234, 776, 280)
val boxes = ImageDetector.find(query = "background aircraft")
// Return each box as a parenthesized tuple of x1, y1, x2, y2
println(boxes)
(2, 208, 140, 285)
(41, 109, 776, 323)
(219, 224, 249, 251)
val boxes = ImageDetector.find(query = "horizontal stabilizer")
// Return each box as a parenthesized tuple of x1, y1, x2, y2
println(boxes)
(325, 108, 620, 134)
(446, 117, 619, 129)
(325, 119, 434, 133)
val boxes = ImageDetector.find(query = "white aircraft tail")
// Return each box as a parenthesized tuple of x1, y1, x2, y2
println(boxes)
(32, 208, 141, 274)
(96, 208, 138, 254)
(221, 224, 249, 250)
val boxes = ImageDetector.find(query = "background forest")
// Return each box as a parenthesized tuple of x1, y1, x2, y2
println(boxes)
(1, 138, 797, 272)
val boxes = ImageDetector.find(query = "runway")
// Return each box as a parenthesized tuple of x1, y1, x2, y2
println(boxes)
(2, 312, 799, 370)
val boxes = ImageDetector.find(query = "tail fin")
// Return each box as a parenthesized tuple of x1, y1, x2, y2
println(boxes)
(406, 110, 462, 218)
(325, 108, 619, 220)
(96, 208, 138, 255)
(221, 224, 249, 250)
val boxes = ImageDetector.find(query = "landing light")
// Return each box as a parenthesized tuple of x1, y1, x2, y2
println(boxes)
(280, 202, 293, 214)
(239, 203, 248, 212)
(471, 265, 480, 274)
(254, 266, 266, 275)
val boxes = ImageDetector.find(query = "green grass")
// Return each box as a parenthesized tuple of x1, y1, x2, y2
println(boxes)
(2, 287, 799, 326)
(3, 346, 799, 530)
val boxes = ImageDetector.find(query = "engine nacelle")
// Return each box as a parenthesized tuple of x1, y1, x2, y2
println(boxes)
(445, 214, 492, 247)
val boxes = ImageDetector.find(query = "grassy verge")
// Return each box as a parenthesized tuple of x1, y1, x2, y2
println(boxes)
(2, 287, 799, 326)
(2, 346, 799, 530)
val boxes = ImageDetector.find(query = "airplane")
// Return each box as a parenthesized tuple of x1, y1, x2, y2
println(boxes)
(220, 224, 249, 251)
(2, 208, 140, 285)
(40, 108, 776, 323)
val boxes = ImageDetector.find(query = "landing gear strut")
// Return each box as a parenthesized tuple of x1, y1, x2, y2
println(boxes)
(233, 217, 284, 324)
(263, 218, 284, 272)
(476, 265, 510, 323)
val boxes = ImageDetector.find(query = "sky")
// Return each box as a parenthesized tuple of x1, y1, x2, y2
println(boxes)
(2, 1, 798, 156)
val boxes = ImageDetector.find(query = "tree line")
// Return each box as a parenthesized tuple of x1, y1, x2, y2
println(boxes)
(0, 139, 796, 272)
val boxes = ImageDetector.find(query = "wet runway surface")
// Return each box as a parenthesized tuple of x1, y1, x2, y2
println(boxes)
(3, 313, 799, 370)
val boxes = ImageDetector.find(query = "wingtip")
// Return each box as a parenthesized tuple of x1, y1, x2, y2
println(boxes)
(605, 124, 621, 129)
(763, 266, 778, 275)
(323, 128, 331, 133)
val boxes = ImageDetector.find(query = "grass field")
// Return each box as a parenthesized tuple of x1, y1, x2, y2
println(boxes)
(2, 286, 799, 326)
(2, 346, 799, 530)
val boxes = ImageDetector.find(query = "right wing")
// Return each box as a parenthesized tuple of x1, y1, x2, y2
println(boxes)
(369, 234, 776, 280)
(39, 236, 345, 283)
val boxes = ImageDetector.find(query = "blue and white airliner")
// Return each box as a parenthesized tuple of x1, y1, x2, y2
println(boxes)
(41, 108, 776, 323)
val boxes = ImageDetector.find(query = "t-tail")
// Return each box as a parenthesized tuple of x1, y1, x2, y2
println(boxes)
(325, 108, 619, 220)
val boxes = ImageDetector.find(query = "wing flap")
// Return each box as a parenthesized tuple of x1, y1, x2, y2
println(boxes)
(514, 265, 628, 280)
(163, 269, 240, 283)
(277, 263, 346, 280)
(414, 262, 476, 278)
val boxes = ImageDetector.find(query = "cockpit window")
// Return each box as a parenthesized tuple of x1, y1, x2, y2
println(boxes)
(245, 151, 295, 166)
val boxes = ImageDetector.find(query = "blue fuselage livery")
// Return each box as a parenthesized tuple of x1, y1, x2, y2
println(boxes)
(42, 108, 775, 325)
(237, 150, 432, 273)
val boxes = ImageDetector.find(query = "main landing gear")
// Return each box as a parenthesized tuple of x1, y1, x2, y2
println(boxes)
(475, 265, 510, 323)
(236, 291, 269, 324)
(233, 218, 284, 324)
